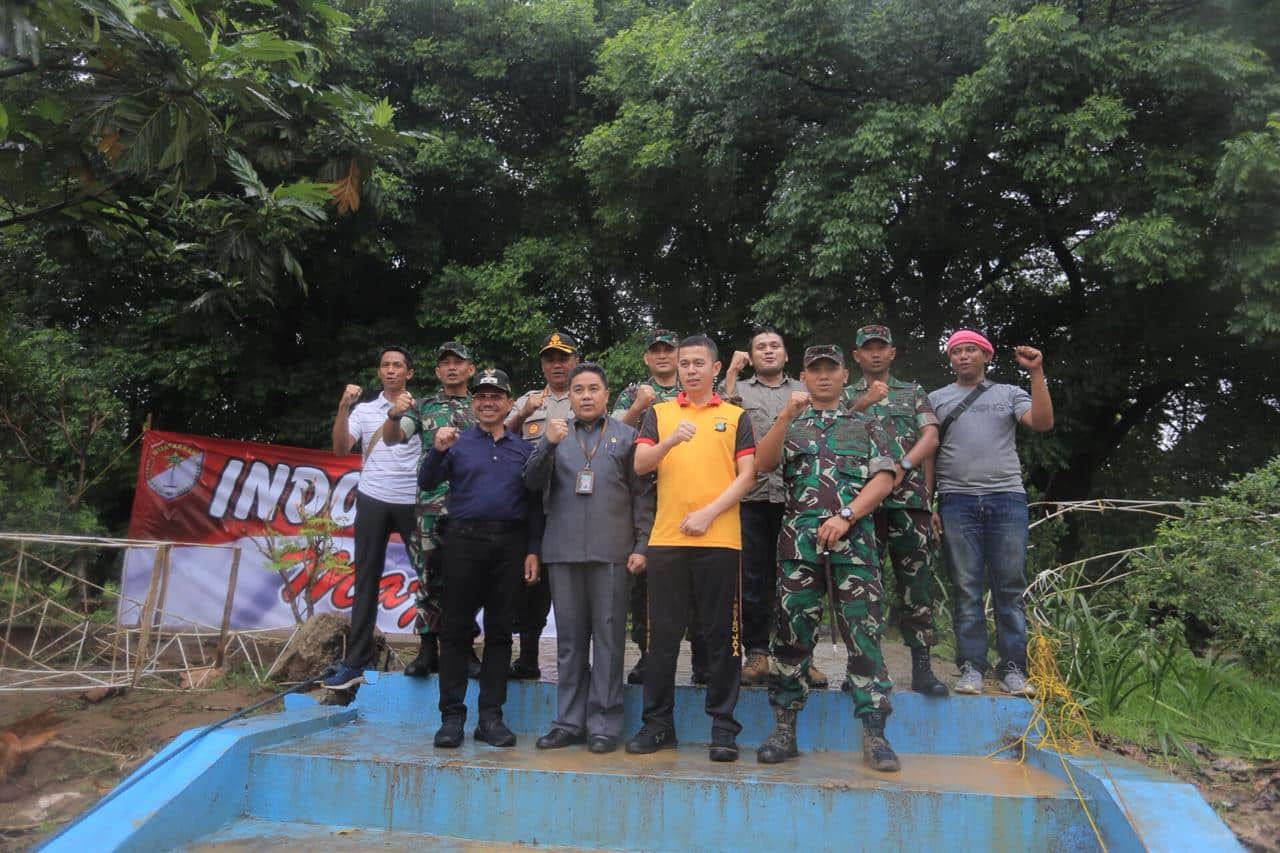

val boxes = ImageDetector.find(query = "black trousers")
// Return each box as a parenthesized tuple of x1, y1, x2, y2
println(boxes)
(740, 501, 785, 655)
(629, 573, 707, 670)
(345, 491, 417, 668)
(643, 546, 742, 737)
(512, 571, 551, 642)
(438, 521, 525, 724)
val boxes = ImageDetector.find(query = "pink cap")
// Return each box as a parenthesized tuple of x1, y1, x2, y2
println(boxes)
(945, 329, 994, 356)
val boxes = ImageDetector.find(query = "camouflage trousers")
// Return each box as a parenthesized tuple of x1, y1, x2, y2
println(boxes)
(874, 507, 939, 650)
(769, 557, 892, 718)
(412, 512, 445, 636)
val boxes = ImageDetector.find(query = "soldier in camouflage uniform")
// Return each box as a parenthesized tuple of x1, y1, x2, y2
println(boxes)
(845, 325, 948, 697)
(386, 342, 478, 676)
(753, 345, 901, 771)
(611, 330, 708, 686)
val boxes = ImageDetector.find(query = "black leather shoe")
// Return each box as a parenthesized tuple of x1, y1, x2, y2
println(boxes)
(588, 734, 619, 754)
(508, 659, 541, 680)
(466, 648, 482, 679)
(434, 717, 464, 748)
(474, 718, 517, 747)
(404, 633, 438, 678)
(625, 725, 677, 754)
(536, 728, 585, 750)
(709, 729, 739, 763)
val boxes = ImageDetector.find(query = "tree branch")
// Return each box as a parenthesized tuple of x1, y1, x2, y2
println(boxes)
(0, 179, 128, 229)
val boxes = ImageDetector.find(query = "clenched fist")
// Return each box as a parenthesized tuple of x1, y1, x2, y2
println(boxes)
(785, 391, 811, 419)
(862, 380, 889, 406)
(340, 384, 362, 407)
(522, 387, 549, 416)
(1014, 346, 1043, 372)
(545, 418, 569, 444)
(633, 384, 657, 409)
(389, 390, 414, 418)
(728, 350, 751, 374)
(434, 426, 460, 452)
(671, 419, 697, 443)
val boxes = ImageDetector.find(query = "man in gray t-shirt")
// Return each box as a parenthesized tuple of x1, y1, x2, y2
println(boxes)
(927, 330, 1053, 698)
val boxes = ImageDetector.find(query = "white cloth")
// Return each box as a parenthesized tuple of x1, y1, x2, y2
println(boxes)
(347, 396, 420, 504)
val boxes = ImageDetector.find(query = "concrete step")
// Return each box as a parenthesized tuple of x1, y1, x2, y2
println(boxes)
(185, 818, 589, 851)
(243, 719, 1097, 851)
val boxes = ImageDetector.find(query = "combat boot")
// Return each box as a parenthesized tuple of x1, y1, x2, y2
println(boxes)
(806, 663, 829, 689)
(740, 652, 770, 686)
(404, 632, 438, 678)
(861, 711, 900, 773)
(756, 707, 799, 764)
(910, 647, 949, 697)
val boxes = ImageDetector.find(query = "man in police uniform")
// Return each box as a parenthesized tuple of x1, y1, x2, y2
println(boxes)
(611, 329, 704, 686)
(385, 342, 477, 676)
(845, 325, 948, 696)
(754, 345, 901, 771)
(506, 331, 580, 678)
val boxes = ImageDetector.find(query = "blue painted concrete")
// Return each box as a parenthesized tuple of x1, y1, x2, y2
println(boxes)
(356, 673, 1033, 756)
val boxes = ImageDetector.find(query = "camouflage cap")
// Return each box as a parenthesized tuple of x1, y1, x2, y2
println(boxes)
(469, 367, 513, 395)
(803, 344, 844, 367)
(540, 331, 579, 355)
(646, 329, 679, 349)
(437, 341, 473, 362)
(855, 325, 893, 347)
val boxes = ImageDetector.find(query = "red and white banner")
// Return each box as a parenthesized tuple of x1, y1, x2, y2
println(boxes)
(122, 430, 416, 633)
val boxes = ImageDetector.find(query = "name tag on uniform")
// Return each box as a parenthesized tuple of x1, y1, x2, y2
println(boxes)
(576, 469, 595, 494)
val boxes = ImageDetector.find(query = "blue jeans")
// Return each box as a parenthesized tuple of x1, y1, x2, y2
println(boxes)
(939, 492, 1029, 674)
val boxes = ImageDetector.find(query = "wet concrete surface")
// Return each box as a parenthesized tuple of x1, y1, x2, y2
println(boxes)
(187, 819, 581, 851)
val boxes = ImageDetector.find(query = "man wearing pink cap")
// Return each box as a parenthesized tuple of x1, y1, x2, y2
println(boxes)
(928, 330, 1053, 696)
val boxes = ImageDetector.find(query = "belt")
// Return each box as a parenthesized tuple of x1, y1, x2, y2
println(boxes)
(447, 519, 526, 535)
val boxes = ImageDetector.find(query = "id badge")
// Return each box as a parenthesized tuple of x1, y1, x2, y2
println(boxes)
(576, 469, 595, 494)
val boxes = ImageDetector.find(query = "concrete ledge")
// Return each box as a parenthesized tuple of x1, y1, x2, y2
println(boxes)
(40, 704, 356, 853)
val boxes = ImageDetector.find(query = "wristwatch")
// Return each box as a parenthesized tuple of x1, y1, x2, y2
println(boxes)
(900, 457, 913, 472)
(839, 506, 854, 521)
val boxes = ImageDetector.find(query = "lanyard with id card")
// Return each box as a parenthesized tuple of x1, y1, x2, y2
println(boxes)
(574, 421, 607, 494)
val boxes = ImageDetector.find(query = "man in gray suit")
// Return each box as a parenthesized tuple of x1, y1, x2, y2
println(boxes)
(524, 363, 655, 754)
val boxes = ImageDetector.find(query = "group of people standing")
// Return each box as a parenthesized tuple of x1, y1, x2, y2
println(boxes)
(323, 322, 1053, 769)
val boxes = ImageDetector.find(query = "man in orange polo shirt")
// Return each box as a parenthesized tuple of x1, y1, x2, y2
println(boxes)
(625, 334, 757, 762)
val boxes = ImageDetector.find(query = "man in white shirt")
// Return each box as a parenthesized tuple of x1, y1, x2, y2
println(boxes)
(323, 346, 421, 689)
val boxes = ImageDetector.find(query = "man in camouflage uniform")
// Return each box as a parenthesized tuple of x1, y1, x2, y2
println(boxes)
(845, 325, 948, 696)
(611, 330, 707, 686)
(753, 345, 901, 771)
(386, 341, 479, 676)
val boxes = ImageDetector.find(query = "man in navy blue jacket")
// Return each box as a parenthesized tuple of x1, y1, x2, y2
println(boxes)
(419, 368, 542, 748)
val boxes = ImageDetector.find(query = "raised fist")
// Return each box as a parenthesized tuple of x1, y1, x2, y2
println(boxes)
(522, 387, 548, 416)
(672, 420, 697, 443)
(863, 380, 889, 405)
(728, 350, 751, 374)
(434, 426, 460, 452)
(389, 390, 414, 418)
(786, 391, 811, 418)
(545, 418, 569, 444)
(633, 384, 657, 409)
(1014, 346, 1043, 371)
(340, 384, 362, 407)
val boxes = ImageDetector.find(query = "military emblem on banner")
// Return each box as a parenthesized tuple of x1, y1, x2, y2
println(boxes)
(144, 441, 204, 500)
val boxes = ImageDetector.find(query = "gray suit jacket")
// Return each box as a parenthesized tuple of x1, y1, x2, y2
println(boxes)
(523, 416, 655, 565)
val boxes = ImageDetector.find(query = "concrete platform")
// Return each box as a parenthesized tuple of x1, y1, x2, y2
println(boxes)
(187, 819, 580, 851)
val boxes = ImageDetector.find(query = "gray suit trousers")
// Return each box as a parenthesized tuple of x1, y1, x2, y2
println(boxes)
(548, 561, 631, 737)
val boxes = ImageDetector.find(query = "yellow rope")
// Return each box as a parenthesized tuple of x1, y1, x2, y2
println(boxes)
(986, 631, 1109, 852)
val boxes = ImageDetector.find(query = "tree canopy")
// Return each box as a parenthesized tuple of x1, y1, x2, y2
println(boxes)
(2, 0, 1279, 544)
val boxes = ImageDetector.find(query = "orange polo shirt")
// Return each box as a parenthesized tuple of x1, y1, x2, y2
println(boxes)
(636, 392, 755, 549)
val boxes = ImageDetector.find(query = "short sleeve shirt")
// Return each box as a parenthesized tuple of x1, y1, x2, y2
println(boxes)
(637, 393, 755, 549)
(928, 382, 1033, 495)
(844, 375, 939, 509)
(347, 395, 420, 504)
(509, 388, 572, 442)
(730, 374, 807, 504)
(612, 378, 680, 420)
(777, 409, 896, 561)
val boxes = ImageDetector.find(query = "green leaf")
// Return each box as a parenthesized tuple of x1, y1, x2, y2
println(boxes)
(371, 96, 394, 128)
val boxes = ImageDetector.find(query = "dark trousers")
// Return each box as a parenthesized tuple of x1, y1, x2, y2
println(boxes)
(740, 501, 784, 655)
(643, 546, 742, 737)
(345, 491, 417, 668)
(512, 572, 551, 644)
(438, 521, 525, 724)
(629, 573, 707, 670)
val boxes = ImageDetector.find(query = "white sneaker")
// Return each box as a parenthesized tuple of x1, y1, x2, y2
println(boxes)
(953, 662, 983, 695)
(999, 664, 1036, 697)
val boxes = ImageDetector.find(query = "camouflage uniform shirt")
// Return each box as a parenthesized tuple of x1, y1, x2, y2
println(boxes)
(402, 390, 475, 516)
(841, 376, 939, 510)
(611, 377, 680, 420)
(777, 408, 897, 561)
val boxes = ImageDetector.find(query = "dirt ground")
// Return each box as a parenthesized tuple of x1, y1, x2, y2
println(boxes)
(2, 639, 1276, 851)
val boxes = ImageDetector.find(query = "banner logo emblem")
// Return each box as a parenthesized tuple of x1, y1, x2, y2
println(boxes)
(145, 441, 204, 500)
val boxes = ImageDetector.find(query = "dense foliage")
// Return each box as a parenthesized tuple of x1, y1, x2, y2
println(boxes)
(2, 0, 1279, 547)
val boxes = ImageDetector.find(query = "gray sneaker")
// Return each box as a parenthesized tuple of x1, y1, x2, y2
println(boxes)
(999, 664, 1036, 697)
(953, 662, 983, 695)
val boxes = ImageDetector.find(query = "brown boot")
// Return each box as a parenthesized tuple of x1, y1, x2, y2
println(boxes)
(806, 663, 829, 689)
(861, 711, 900, 772)
(740, 652, 770, 685)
